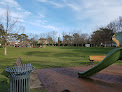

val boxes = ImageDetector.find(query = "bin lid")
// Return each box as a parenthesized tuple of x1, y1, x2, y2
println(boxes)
(5, 66, 35, 75)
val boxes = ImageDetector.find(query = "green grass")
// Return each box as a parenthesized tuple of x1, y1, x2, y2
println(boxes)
(0, 46, 122, 92)
(30, 88, 47, 92)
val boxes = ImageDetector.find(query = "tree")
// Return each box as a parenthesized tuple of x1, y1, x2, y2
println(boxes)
(62, 32, 66, 46)
(48, 31, 57, 45)
(1, 8, 23, 55)
(91, 30, 103, 46)
(63, 35, 72, 46)
(73, 33, 80, 46)
(80, 33, 89, 46)
(107, 16, 122, 32)
(18, 34, 28, 42)
(91, 27, 114, 47)
(47, 37, 53, 45)
(0, 24, 5, 46)
(29, 34, 39, 47)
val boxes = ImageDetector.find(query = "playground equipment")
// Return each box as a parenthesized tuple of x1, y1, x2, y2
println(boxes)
(112, 32, 122, 47)
(78, 32, 122, 78)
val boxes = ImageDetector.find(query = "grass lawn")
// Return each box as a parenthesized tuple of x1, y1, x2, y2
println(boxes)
(0, 46, 122, 92)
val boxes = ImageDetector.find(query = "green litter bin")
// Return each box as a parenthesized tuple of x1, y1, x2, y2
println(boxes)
(5, 64, 35, 92)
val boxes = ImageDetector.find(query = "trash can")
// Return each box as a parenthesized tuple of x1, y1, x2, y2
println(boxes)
(5, 64, 35, 92)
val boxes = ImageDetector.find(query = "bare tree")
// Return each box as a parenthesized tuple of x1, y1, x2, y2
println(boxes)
(47, 32, 53, 45)
(73, 33, 80, 47)
(30, 34, 39, 47)
(63, 34, 72, 46)
(0, 24, 5, 46)
(80, 33, 89, 45)
(1, 7, 23, 56)
(107, 16, 122, 32)
(62, 32, 66, 46)
(48, 31, 57, 46)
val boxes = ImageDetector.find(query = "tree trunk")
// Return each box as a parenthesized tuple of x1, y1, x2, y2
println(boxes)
(4, 41, 7, 56)
(63, 38, 64, 46)
(4, 46, 7, 56)
(4, 34, 7, 56)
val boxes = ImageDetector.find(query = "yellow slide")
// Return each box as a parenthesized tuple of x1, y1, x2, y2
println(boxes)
(112, 35, 120, 47)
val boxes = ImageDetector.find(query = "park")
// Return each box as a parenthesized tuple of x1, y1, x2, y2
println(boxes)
(0, 18, 122, 92)
(0, 31, 122, 92)
(1, 0, 122, 92)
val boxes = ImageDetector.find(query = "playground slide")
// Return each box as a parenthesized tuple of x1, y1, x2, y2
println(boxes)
(112, 35, 120, 47)
(78, 47, 122, 78)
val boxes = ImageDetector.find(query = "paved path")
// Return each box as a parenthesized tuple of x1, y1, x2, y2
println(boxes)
(36, 65, 122, 92)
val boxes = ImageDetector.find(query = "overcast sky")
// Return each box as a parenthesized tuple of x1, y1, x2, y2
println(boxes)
(0, 0, 122, 35)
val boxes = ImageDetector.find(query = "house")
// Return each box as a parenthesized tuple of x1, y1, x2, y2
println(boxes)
(9, 40, 31, 47)
(15, 42, 20, 47)
(9, 42, 16, 46)
(9, 42, 20, 47)
(20, 40, 31, 47)
(38, 38, 49, 44)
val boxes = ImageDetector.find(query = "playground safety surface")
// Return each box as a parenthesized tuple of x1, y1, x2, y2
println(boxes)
(36, 65, 122, 92)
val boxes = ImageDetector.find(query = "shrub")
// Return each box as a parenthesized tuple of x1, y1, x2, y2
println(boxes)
(0, 46, 3, 48)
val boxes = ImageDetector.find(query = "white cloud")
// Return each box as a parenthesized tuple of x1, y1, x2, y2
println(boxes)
(29, 19, 47, 25)
(0, 0, 32, 22)
(37, 0, 64, 8)
(82, 0, 122, 23)
(66, 4, 80, 11)
(37, 0, 48, 2)
(1, 0, 122, 34)
(0, 1, 6, 5)
(0, 0, 20, 7)
(49, 1, 64, 8)
(27, 19, 58, 31)
(0, 0, 60, 33)
(37, 0, 122, 28)
(16, 8, 22, 11)
(39, 13, 45, 18)
(37, 0, 81, 10)
(62, 0, 122, 29)
(41, 25, 59, 31)
(0, 8, 5, 16)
